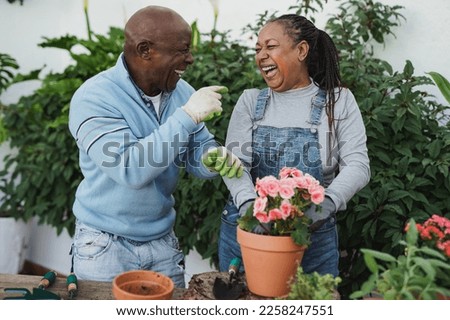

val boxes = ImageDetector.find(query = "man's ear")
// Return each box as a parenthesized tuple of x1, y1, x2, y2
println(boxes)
(297, 40, 309, 62)
(137, 41, 152, 60)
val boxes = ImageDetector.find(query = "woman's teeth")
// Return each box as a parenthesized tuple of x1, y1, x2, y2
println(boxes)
(261, 65, 277, 75)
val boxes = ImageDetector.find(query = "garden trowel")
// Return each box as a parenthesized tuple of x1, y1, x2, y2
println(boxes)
(213, 257, 244, 300)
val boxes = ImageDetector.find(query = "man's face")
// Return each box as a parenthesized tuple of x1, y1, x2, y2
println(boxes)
(149, 28, 194, 94)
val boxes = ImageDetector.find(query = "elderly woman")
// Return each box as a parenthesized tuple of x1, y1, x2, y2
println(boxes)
(219, 14, 370, 276)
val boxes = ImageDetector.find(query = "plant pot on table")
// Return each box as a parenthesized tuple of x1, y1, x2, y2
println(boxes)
(237, 226, 306, 298)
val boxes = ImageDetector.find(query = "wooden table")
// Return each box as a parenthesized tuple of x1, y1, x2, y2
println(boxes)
(0, 273, 186, 300)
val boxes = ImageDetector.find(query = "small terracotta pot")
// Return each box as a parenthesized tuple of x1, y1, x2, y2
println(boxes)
(237, 227, 306, 298)
(112, 270, 174, 300)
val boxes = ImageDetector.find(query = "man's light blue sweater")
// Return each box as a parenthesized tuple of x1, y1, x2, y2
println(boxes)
(69, 54, 217, 241)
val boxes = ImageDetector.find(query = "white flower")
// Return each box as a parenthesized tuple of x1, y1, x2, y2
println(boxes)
(209, 0, 220, 18)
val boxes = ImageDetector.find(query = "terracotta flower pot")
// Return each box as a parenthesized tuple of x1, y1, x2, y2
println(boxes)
(112, 270, 174, 300)
(237, 226, 306, 298)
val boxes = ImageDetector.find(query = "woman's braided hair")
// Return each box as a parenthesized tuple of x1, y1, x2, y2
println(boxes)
(268, 14, 342, 130)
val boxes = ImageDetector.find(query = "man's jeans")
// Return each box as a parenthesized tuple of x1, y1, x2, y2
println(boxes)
(72, 221, 186, 288)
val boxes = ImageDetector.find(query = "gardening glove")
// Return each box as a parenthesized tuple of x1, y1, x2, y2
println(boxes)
(252, 222, 273, 235)
(239, 199, 272, 234)
(202, 146, 244, 178)
(182, 85, 225, 124)
(305, 196, 336, 232)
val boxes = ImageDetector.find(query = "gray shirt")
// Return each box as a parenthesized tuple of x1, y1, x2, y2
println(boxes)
(223, 82, 370, 212)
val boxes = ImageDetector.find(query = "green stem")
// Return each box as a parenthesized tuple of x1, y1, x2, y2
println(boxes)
(84, 1, 92, 41)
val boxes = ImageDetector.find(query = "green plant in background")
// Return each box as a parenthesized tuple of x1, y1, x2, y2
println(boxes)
(0, 27, 124, 231)
(428, 71, 450, 104)
(350, 219, 450, 299)
(285, 266, 342, 300)
(323, 0, 450, 298)
(0, 52, 19, 144)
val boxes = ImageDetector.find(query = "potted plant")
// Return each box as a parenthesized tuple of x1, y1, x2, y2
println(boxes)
(237, 167, 325, 297)
(350, 218, 450, 300)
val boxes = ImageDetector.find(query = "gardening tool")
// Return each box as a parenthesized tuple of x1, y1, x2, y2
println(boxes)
(213, 257, 244, 300)
(38, 270, 57, 289)
(3, 287, 61, 300)
(3, 270, 61, 300)
(66, 273, 78, 299)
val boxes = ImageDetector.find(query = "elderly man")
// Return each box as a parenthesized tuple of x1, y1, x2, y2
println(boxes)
(68, 6, 240, 288)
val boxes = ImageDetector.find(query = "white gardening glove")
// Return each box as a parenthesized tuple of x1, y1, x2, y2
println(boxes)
(182, 85, 225, 124)
(202, 146, 244, 178)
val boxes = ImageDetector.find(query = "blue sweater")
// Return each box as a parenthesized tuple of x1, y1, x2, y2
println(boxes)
(69, 54, 218, 241)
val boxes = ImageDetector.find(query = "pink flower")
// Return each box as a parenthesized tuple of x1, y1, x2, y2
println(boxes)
(309, 185, 325, 205)
(294, 176, 309, 189)
(257, 175, 280, 198)
(254, 211, 270, 223)
(255, 178, 268, 197)
(254, 197, 268, 213)
(268, 208, 283, 221)
(279, 178, 296, 199)
(279, 167, 303, 179)
(280, 200, 292, 220)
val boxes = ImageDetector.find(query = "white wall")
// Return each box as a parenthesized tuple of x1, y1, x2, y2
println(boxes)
(1, 0, 450, 281)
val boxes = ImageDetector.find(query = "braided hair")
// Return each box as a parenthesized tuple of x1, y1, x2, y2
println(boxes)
(268, 14, 341, 130)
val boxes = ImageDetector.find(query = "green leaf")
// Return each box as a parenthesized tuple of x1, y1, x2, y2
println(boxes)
(361, 248, 397, 262)
(363, 252, 379, 274)
(427, 71, 450, 104)
(405, 219, 418, 245)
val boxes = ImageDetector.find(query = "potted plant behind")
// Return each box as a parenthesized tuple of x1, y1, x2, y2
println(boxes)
(0, 52, 32, 274)
(350, 217, 450, 300)
(237, 167, 325, 297)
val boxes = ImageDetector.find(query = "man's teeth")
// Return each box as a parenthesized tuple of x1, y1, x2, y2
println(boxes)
(175, 70, 185, 77)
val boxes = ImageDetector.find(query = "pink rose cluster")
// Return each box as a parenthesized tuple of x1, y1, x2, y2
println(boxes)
(253, 167, 325, 224)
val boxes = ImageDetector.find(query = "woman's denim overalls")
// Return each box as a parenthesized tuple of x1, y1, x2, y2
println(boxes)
(218, 88, 339, 277)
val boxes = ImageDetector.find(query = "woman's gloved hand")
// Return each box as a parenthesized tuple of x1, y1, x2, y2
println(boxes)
(202, 146, 244, 178)
(239, 200, 272, 234)
(305, 196, 336, 232)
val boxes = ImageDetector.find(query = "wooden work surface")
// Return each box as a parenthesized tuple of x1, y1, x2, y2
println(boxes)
(0, 273, 186, 300)
(1, 272, 273, 300)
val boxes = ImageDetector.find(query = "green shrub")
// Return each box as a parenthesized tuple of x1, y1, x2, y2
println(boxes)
(0, 27, 124, 232)
(324, 0, 450, 298)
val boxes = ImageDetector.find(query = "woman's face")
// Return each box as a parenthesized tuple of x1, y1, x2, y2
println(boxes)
(255, 22, 309, 92)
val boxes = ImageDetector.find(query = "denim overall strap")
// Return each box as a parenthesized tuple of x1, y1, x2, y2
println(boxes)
(308, 88, 327, 133)
(253, 88, 271, 122)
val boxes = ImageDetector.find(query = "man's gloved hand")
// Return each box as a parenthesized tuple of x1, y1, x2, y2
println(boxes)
(182, 86, 225, 124)
(305, 196, 336, 232)
(202, 146, 244, 178)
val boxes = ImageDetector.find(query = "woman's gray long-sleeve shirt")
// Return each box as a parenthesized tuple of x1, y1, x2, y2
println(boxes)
(223, 82, 370, 212)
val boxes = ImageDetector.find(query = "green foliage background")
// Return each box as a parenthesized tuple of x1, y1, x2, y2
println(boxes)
(1, 0, 449, 297)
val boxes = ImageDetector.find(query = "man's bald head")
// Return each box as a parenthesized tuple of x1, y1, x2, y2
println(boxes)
(122, 6, 194, 96)
(124, 6, 191, 58)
